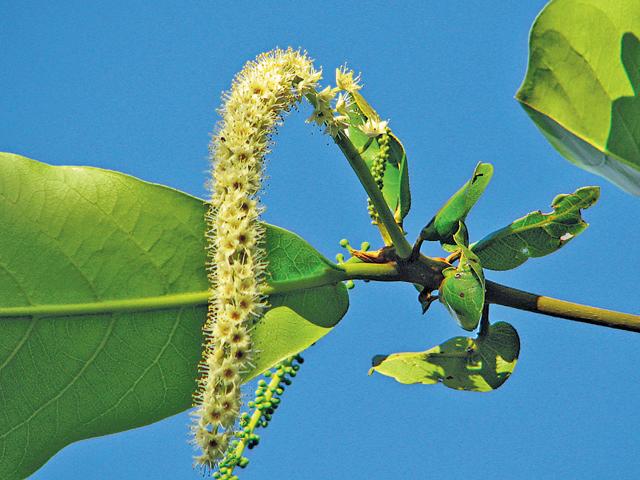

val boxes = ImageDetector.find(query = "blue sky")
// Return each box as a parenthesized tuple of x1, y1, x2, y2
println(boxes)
(3, 1, 640, 479)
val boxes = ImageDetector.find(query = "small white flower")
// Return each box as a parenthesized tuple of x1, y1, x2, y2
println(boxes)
(359, 118, 389, 137)
(315, 85, 339, 105)
(336, 66, 362, 92)
(335, 93, 351, 116)
(333, 114, 350, 129)
(306, 107, 329, 127)
(295, 69, 322, 95)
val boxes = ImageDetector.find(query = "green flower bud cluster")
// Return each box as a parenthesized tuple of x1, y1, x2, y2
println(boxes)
(367, 131, 390, 222)
(335, 239, 370, 290)
(212, 355, 304, 480)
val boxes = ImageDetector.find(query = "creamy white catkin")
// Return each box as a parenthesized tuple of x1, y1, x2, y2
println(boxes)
(191, 49, 322, 468)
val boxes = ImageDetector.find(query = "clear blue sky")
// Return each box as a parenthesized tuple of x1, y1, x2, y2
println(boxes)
(3, 1, 640, 479)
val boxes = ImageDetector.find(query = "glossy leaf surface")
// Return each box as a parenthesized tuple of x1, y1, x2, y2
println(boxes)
(518, 0, 640, 195)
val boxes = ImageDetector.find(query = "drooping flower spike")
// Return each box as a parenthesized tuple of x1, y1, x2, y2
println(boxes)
(193, 47, 363, 471)
(192, 48, 321, 468)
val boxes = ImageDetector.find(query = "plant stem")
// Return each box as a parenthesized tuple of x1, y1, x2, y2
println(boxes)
(228, 369, 280, 472)
(485, 280, 640, 333)
(220, 355, 301, 479)
(264, 262, 402, 294)
(330, 129, 414, 260)
(5, 262, 637, 334)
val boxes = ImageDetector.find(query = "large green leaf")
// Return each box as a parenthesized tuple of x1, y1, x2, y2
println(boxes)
(471, 186, 599, 271)
(517, 0, 640, 195)
(369, 322, 520, 392)
(421, 162, 493, 243)
(347, 91, 411, 223)
(0, 153, 348, 479)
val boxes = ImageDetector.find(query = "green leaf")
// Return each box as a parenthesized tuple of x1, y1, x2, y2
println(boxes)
(439, 223, 485, 331)
(609, 33, 640, 177)
(347, 91, 411, 222)
(369, 322, 520, 392)
(0, 153, 348, 479)
(517, 0, 640, 195)
(471, 186, 599, 271)
(250, 225, 348, 379)
(420, 162, 493, 243)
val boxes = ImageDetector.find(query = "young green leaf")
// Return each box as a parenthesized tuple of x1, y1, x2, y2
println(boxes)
(439, 269, 484, 331)
(0, 153, 348, 479)
(369, 322, 520, 392)
(420, 162, 493, 243)
(439, 223, 485, 331)
(517, 0, 640, 195)
(471, 186, 599, 271)
(347, 91, 411, 223)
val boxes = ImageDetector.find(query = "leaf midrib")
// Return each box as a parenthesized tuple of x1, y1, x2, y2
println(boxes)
(0, 269, 347, 319)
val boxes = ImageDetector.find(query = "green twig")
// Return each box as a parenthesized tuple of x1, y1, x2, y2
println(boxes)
(486, 280, 640, 333)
